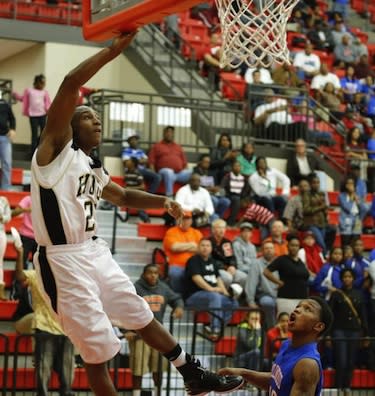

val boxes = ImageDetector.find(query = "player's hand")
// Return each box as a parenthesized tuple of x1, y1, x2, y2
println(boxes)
(164, 199, 183, 223)
(110, 31, 137, 54)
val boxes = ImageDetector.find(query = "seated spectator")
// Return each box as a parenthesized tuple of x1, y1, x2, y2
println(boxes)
(344, 239, 370, 290)
(163, 211, 203, 293)
(236, 142, 257, 177)
(209, 132, 238, 184)
(298, 231, 325, 280)
(339, 176, 368, 247)
(123, 157, 150, 223)
(244, 70, 269, 116)
(340, 65, 362, 103)
(346, 126, 368, 180)
(319, 82, 343, 118)
(265, 312, 291, 361)
(11, 191, 37, 269)
(245, 240, 278, 330)
(367, 131, 375, 193)
(313, 247, 344, 300)
(272, 63, 302, 89)
(249, 157, 290, 218)
(311, 63, 341, 92)
(283, 177, 310, 234)
(184, 238, 239, 341)
(148, 126, 192, 197)
(264, 220, 288, 257)
(202, 32, 223, 90)
(331, 0, 349, 20)
(334, 34, 357, 67)
(302, 173, 336, 255)
(239, 199, 275, 239)
(264, 234, 310, 315)
(306, 19, 335, 52)
(193, 154, 230, 220)
(175, 173, 215, 227)
(349, 164, 370, 211)
(353, 37, 369, 60)
(122, 131, 161, 194)
(77, 86, 98, 106)
(286, 139, 322, 186)
(331, 20, 351, 47)
(190, 3, 218, 29)
(209, 219, 247, 289)
(244, 66, 273, 85)
(253, 89, 304, 141)
(355, 54, 374, 80)
(329, 268, 368, 393)
(221, 160, 251, 227)
(233, 311, 263, 370)
(293, 43, 321, 80)
(125, 263, 183, 395)
(232, 222, 257, 274)
(14, 239, 75, 396)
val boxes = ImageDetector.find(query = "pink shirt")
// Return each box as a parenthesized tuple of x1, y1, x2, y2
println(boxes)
(18, 196, 34, 239)
(22, 88, 51, 117)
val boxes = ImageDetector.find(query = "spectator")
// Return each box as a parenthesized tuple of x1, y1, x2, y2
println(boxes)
(340, 65, 362, 103)
(353, 37, 369, 60)
(244, 70, 269, 115)
(313, 247, 344, 300)
(175, 173, 215, 227)
(0, 95, 15, 190)
(240, 199, 274, 239)
(272, 63, 302, 90)
(0, 195, 10, 300)
(233, 311, 263, 370)
(283, 177, 310, 234)
(293, 43, 321, 80)
(209, 132, 238, 184)
(264, 234, 310, 315)
(264, 220, 288, 257)
(339, 176, 367, 247)
(249, 157, 290, 218)
(232, 222, 257, 274)
(344, 239, 370, 290)
(331, 0, 349, 20)
(319, 82, 343, 116)
(306, 19, 335, 52)
(286, 138, 321, 186)
(331, 21, 351, 47)
(368, 256, 375, 341)
(355, 54, 374, 80)
(236, 142, 257, 177)
(202, 32, 223, 90)
(265, 312, 292, 361)
(209, 219, 247, 289)
(302, 173, 336, 255)
(121, 131, 161, 194)
(193, 154, 230, 220)
(148, 126, 192, 197)
(244, 66, 273, 85)
(349, 164, 369, 204)
(311, 63, 341, 92)
(77, 86, 98, 106)
(298, 231, 325, 280)
(125, 263, 184, 395)
(346, 126, 368, 180)
(334, 35, 357, 67)
(11, 191, 37, 268)
(14, 74, 51, 155)
(367, 130, 375, 193)
(221, 160, 251, 226)
(329, 268, 368, 394)
(14, 239, 75, 396)
(245, 240, 278, 330)
(163, 211, 203, 293)
(123, 157, 150, 223)
(184, 238, 239, 341)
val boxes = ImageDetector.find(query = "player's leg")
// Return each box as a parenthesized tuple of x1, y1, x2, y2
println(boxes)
(84, 362, 118, 396)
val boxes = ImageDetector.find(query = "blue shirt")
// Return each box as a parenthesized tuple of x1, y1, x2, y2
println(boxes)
(121, 147, 148, 169)
(269, 340, 322, 396)
(345, 256, 370, 289)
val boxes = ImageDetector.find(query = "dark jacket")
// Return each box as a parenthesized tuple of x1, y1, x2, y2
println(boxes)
(0, 100, 16, 136)
(286, 153, 321, 186)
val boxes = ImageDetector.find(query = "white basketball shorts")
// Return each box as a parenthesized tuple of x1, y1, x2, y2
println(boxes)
(33, 237, 154, 364)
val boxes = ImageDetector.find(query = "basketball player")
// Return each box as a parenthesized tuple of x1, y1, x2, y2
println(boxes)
(30, 32, 244, 396)
(219, 296, 334, 395)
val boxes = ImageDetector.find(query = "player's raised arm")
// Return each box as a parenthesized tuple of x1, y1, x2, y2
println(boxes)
(37, 32, 136, 166)
(290, 358, 320, 396)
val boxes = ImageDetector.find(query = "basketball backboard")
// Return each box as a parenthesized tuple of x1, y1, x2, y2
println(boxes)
(82, 0, 204, 41)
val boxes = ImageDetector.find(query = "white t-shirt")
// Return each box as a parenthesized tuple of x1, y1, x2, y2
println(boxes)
(311, 73, 341, 90)
(254, 98, 293, 128)
(293, 51, 321, 74)
(244, 67, 273, 84)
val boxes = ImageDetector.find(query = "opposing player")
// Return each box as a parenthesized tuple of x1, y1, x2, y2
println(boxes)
(220, 296, 333, 395)
(30, 32, 244, 396)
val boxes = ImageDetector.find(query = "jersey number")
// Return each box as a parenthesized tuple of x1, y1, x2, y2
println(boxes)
(84, 201, 95, 231)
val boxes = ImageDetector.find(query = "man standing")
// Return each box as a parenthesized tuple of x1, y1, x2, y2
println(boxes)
(148, 126, 192, 197)
(232, 222, 257, 274)
(219, 297, 334, 395)
(0, 94, 16, 190)
(245, 241, 278, 329)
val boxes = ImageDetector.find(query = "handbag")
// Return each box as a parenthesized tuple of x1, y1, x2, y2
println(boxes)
(336, 289, 361, 326)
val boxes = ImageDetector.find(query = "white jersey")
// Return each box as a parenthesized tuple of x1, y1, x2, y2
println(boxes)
(31, 140, 110, 246)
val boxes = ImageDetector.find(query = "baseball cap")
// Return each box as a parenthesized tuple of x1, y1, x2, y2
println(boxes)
(240, 222, 253, 230)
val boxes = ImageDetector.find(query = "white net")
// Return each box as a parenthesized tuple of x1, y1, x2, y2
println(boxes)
(215, 0, 300, 68)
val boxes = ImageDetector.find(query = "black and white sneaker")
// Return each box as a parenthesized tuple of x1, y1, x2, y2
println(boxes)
(182, 355, 244, 396)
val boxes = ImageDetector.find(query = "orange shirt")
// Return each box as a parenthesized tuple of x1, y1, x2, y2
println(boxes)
(264, 237, 288, 257)
(163, 226, 203, 268)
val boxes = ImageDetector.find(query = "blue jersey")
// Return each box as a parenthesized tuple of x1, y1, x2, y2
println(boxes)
(269, 340, 322, 396)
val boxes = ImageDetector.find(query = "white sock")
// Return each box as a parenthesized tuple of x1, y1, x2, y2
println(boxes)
(170, 350, 187, 368)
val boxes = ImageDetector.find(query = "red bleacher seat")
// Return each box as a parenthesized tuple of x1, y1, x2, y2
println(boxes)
(181, 33, 210, 61)
(287, 32, 307, 48)
(5, 242, 17, 260)
(333, 234, 375, 250)
(0, 191, 29, 208)
(128, 208, 165, 217)
(367, 43, 375, 64)
(3, 269, 14, 288)
(0, 0, 13, 17)
(138, 223, 168, 240)
(0, 333, 33, 354)
(313, 50, 334, 69)
(323, 368, 375, 388)
(215, 336, 237, 356)
(37, 4, 62, 23)
(179, 18, 209, 40)
(15, 2, 38, 20)
(5, 216, 23, 234)
(11, 168, 24, 186)
(351, 28, 369, 44)
(0, 300, 18, 320)
(220, 72, 246, 101)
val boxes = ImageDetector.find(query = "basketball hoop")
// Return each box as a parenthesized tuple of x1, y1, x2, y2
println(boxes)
(215, 0, 300, 68)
